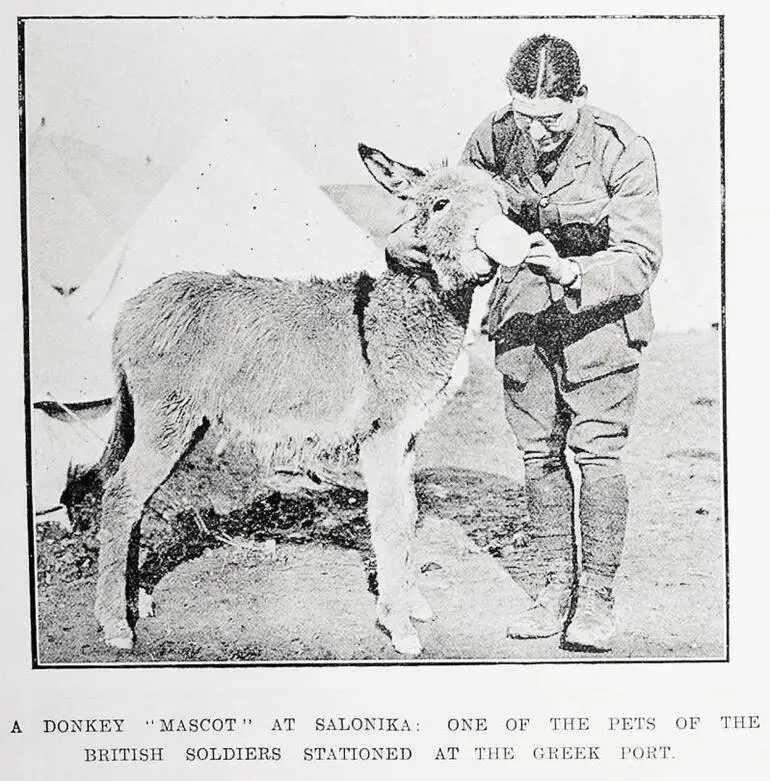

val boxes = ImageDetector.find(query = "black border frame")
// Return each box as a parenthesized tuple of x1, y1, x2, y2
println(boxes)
(18, 13, 728, 670)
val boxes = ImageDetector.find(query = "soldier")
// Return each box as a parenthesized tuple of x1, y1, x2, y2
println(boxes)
(387, 34, 662, 651)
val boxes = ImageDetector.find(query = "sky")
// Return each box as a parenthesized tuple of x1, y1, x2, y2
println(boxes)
(23, 16, 722, 331)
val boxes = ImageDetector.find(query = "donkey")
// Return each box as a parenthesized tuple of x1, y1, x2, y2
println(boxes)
(93, 144, 507, 657)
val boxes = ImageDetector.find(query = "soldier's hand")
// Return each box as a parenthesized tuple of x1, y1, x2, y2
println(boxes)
(525, 232, 580, 287)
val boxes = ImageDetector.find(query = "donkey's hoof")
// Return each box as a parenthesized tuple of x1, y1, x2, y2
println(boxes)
(408, 589, 434, 623)
(138, 589, 156, 618)
(392, 631, 423, 657)
(376, 612, 423, 657)
(106, 635, 134, 651)
(101, 620, 135, 650)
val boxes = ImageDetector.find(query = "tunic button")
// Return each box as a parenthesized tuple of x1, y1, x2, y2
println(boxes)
(542, 227, 552, 236)
(539, 196, 549, 208)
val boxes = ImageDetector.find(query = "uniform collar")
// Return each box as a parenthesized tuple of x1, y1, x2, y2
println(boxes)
(501, 105, 595, 195)
(493, 102, 516, 123)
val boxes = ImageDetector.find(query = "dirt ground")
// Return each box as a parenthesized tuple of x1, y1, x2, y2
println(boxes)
(34, 329, 726, 664)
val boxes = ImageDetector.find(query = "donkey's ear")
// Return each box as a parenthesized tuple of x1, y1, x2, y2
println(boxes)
(358, 143, 425, 199)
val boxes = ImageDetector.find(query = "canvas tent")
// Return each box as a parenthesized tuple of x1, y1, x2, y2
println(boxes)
(26, 129, 170, 293)
(72, 110, 386, 338)
(25, 129, 166, 520)
(30, 111, 389, 518)
(28, 271, 115, 520)
(322, 184, 401, 249)
(28, 269, 114, 406)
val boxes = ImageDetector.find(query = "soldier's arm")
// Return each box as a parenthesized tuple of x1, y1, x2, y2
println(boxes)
(461, 112, 535, 229)
(460, 113, 497, 169)
(566, 136, 662, 310)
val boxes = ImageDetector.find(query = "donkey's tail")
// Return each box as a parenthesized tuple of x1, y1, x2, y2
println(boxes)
(95, 368, 135, 483)
(60, 369, 135, 525)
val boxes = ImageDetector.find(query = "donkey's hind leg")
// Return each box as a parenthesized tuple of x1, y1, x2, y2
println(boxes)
(95, 428, 195, 650)
(360, 432, 424, 656)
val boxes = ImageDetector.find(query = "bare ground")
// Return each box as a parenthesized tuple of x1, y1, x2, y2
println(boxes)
(34, 329, 726, 664)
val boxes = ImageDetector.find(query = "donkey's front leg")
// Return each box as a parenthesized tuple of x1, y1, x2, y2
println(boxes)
(359, 433, 423, 656)
(402, 447, 433, 625)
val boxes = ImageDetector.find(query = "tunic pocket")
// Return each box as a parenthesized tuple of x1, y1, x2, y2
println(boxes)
(555, 196, 610, 226)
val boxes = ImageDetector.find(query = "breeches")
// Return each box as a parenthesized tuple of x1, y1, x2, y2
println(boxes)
(503, 346, 640, 579)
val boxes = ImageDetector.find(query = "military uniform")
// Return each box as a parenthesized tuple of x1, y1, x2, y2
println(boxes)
(460, 103, 661, 650)
(462, 103, 662, 386)
(459, 104, 662, 627)
(385, 103, 662, 648)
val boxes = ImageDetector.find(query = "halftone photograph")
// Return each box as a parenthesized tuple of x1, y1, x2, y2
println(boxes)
(22, 14, 725, 665)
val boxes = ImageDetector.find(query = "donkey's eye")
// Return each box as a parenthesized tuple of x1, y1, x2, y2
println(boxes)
(432, 198, 450, 212)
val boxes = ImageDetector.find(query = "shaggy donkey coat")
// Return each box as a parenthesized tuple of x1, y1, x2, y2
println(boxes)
(94, 144, 506, 656)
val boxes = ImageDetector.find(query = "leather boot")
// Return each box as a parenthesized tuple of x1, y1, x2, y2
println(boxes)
(564, 571, 616, 651)
(507, 570, 574, 639)
(579, 470, 628, 579)
(562, 470, 627, 650)
(508, 465, 575, 639)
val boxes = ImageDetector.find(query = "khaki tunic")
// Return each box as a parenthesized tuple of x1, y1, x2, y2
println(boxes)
(462, 104, 663, 385)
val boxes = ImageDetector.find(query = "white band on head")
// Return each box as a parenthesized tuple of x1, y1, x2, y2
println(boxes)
(535, 47, 547, 98)
(510, 92, 572, 116)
